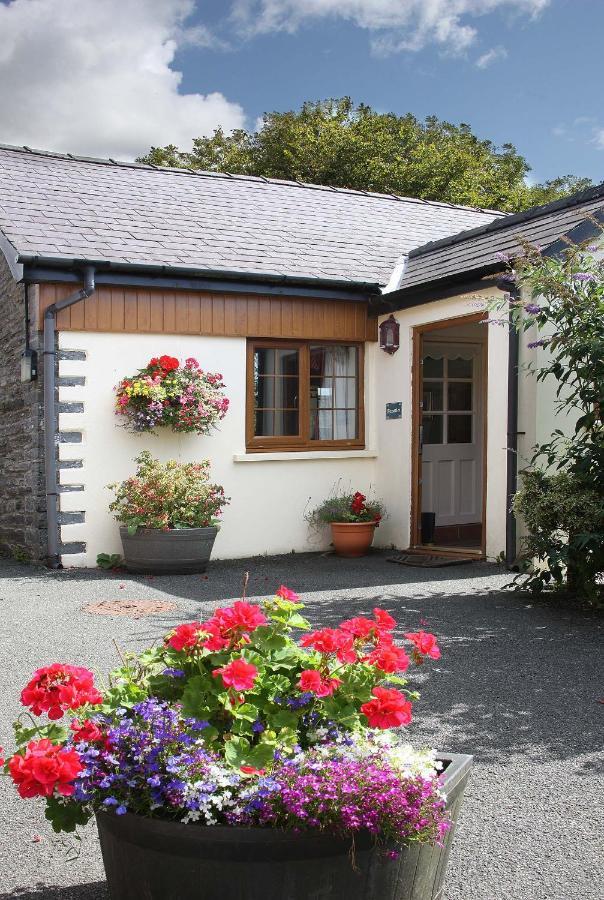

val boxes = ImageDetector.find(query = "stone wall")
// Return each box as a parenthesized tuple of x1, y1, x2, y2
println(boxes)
(0, 254, 46, 560)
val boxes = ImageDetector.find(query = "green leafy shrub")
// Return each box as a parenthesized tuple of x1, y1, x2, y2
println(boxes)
(109, 451, 229, 532)
(306, 490, 385, 525)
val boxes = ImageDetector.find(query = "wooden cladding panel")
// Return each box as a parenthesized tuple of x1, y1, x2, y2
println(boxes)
(40, 284, 377, 341)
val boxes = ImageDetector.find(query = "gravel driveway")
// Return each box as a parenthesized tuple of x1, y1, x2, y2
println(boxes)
(0, 553, 602, 899)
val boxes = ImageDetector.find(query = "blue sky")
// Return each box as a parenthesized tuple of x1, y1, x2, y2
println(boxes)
(0, 0, 602, 185)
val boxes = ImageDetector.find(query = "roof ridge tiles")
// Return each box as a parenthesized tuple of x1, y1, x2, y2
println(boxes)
(0, 142, 504, 216)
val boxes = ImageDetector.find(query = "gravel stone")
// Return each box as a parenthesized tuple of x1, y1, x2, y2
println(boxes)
(0, 552, 601, 899)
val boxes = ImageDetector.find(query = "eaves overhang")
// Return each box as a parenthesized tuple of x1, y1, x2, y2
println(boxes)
(19, 255, 382, 303)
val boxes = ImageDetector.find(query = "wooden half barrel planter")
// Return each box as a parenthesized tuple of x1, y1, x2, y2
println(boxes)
(96, 753, 472, 900)
(119, 526, 219, 575)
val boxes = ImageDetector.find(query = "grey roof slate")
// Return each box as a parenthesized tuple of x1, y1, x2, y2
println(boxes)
(0, 145, 503, 288)
(400, 183, 604, 291)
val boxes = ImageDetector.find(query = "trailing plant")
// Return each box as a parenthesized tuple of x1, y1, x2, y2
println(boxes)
(115, 355, 228, 434)
(1, 587, 447, 845)
(497, 242, 604, 606)
(109, 451, 229, 532)
(306, 490, 385, 525)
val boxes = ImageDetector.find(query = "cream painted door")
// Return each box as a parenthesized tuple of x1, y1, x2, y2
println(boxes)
(420, 343, 483, 527)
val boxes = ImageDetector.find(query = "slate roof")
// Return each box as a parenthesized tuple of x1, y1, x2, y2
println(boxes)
(399, 182, 604, 292)
(0, 144, 503, 289)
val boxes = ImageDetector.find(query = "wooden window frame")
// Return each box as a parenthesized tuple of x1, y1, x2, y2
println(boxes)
(246, 339, 365, 452)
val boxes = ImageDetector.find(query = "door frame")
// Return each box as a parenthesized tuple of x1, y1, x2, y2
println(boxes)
(410, 311, 489, 556)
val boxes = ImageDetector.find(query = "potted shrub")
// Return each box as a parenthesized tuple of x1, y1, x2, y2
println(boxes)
(307, 490, 385, 557)
(108, 451, 229, 575)
(1, 588, 472, 900)
(115, 355, 229, 434)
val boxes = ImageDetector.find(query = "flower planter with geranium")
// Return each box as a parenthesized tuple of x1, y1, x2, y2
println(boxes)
(115, 355, 229, 434)
(307, 491, 385, 557)
(108, 451, 229, 574)
(1, 587, 472, 900)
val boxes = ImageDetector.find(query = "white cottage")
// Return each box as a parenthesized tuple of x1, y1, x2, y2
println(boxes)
(0, 144, 602, 568)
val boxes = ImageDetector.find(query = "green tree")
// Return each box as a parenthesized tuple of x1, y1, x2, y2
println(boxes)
(138, 98, 591, 212)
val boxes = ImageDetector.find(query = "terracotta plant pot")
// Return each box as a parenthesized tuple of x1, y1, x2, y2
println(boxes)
(330, 521, 377, 557)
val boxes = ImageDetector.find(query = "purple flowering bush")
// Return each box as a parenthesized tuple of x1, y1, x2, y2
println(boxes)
(495, 243, 604, 605)
(68, 699, 447, 847)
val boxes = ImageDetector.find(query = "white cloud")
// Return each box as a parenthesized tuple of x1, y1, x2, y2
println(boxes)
(475, 45, 508, 68)
(232, 0, 549, 55)
(0, 0, 245, 159)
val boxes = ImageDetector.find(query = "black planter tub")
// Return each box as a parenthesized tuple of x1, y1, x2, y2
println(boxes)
(119, 526, 218, 575)
(96, 753, 472, 900)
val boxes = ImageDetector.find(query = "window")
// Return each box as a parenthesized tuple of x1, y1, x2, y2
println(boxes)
(422, 354, 474, 446)
(247, 340, 364, 450)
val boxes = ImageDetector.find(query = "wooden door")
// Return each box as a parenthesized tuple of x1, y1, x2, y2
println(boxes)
(420, 342, 483, 527)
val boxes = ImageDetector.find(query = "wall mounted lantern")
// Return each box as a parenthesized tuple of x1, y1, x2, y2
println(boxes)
(20, 348, 38, 382)
(379, 314, 400, 355)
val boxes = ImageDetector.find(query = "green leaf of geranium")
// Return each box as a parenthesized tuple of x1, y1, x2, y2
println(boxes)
(232, 703, 259, 722)
(268, 710, 299, 729)
(224, 736, 251, 769)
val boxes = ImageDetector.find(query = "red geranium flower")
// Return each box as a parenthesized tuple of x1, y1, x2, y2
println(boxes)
(339, 616, 376, 640)
(404, 631, 441, 660)
(298, 669, 342, 697)
(70, 719, 103, 744)
(209, 602, 267, 642)
(300, 628, 343, 655)
(166, 622, 205, 653)
(276, 585, 299, 601)
(373, 608, 396, 632)
(213, 659, 258, 692)
(365, 644, 410, 674)
(158, 355, 179, 372)
(20, 664, 103, 720)
(360, 687, 412, 729)
(8, 739, 83, 799)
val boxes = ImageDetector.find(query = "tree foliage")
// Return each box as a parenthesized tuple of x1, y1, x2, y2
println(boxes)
(138, 98, 591, 212)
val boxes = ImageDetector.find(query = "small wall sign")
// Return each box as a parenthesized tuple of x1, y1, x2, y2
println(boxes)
(386, 402, 402, 420)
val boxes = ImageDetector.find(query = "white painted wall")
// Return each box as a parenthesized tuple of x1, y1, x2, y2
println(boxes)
(374, 286, 510, 559)
(57, 332, 379, 566)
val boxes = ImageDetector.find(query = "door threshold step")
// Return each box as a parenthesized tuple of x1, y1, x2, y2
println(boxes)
(387, 551, 480, 568)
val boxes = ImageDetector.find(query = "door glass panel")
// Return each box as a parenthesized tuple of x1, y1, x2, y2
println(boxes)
(423, 414, 443, 444)
(448, 415, 472, 443)
(423, 382, 443, 412)
(448, 382, 472, 411)
(448, 357, 473, 379)
(423, 356, 443, 378)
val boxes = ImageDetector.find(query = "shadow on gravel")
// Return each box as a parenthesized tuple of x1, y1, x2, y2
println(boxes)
(0, 885, 107, 900)
(0, 552, 504, 605)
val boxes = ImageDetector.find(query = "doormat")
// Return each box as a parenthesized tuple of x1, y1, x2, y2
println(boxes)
(387, 552, 478, 568)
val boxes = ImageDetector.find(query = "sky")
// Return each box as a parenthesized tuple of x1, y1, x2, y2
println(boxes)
(0, 0, 602, 185)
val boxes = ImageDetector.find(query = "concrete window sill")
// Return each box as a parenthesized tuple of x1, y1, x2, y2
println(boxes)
(233, 450, 378, 463)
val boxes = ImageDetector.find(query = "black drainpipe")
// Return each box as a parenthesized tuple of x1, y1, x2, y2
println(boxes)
(499, 281, 521, 568)
(43, 267, 96, 568)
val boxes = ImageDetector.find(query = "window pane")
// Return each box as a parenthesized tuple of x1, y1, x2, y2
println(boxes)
(311, 345, 357, 377)
(310, 409, 333, 441)
(423, 414, 443, 444)
(334, 377, 356, 407)
(423, 356, 443, 378)
(448, 415, 472, 443)
(448, 357, 473, 379)
(333, 409, 357, 440)
(423, 382, 443, 412)
(255, 409, 299, 437)
(255, 376, 298, 409)
(255, 348, 275, 376)
(275, 349, 299, 377)
(310, 377, 333, 408)
(448, 382, 472, 411)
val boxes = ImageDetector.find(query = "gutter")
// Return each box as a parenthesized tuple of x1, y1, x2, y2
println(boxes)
(20, 255, 380, 300)
(498, 280, 520, 568)
(43, 267, 96, 568)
